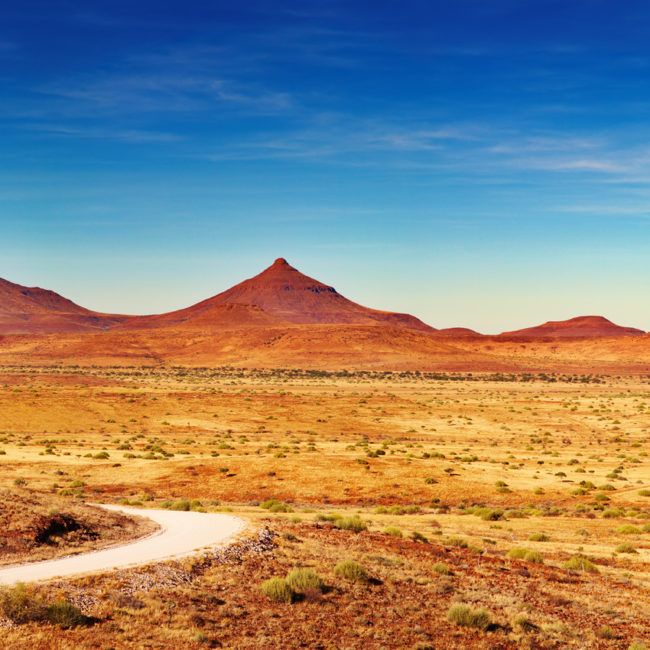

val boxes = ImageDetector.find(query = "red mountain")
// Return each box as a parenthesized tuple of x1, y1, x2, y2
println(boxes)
(0, 277, 126, 335)
(499, 315, 645, 339)
(128, 258, 434, 331)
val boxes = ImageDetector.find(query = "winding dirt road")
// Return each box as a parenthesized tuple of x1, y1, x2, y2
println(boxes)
(0, 505, 246, 585)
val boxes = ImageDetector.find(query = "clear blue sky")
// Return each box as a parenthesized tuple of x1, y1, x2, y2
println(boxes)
(2, 0, 649, 333)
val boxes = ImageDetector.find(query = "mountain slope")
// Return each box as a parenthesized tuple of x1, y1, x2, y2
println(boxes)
(127, 258, 434, 331)
(0, 277, 126, 335)
(499, 315, 645, 339)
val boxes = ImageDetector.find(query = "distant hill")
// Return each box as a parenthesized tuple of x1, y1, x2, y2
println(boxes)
(499, 315, 645, 339)
(0, 277, 126, 335)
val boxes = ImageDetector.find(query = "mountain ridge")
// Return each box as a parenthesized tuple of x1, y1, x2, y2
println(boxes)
(0, 262, 646, 341)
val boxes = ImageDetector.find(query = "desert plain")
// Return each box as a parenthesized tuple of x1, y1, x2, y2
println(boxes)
(0, 362, 648, 649)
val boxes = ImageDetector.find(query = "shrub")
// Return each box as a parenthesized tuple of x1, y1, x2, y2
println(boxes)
(447, 604, 492, 630)
(445, 536, 468, 548)
(480, 508, 504, 521)
(45, 600, 91, 629)
(508, 547, 544, 563)
(615, 543, 637, 554)
(260, 498, 293, 513)
(285, 568, 324, 593)
(528, 532, 550, 542)
(334, 560, 368, 583)
(384, 526, 403, 538)
(0, 584, 46, 624)
(597, 625, 616, 639)
(563, 555, 599, 573)
(260, 577, 294, 603)
(514, 614, 537, 633)
(617, 525, 641, 535)
(432, 562, 451, 575)
(169, 499, 191, 511)
(638, 489, 650, 497)
(334, 516, 367, 533)
(603, 508, 625, 518)
(522, 550, 544, 563)
(0, 585, 90, 628)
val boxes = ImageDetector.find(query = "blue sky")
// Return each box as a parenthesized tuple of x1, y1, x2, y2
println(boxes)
(1, 0, 649, 332)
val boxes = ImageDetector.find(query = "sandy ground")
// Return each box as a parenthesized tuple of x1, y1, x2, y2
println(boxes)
(0, 505, 246, 585)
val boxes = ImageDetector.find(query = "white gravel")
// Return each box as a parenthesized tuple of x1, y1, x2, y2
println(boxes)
(0, 505, 246, 586)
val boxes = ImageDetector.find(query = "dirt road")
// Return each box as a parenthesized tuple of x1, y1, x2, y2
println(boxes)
(0, 505, 246, 585)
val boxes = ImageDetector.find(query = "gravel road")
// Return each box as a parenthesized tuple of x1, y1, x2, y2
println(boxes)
(0, 504, 246, 585)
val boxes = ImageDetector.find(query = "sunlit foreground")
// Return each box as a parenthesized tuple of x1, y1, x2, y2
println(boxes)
(0, 365, 648, 649)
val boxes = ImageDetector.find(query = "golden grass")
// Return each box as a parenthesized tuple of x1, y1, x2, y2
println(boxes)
(0, 365, 648, 647)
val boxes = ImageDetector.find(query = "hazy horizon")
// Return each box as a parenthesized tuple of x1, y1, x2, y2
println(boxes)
(2, 1, 649, 333)
(2, 255, 645, 336)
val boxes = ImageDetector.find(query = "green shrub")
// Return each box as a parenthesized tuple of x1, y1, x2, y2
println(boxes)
(528, 532, 550, 542)
(0, 584, 46, 624)
(432, 562, 451, 575)
(615, 543, 637, 554)
(260, 498, 293, 513)
(596, 625, 616, 639)
(507, 547, 544, 563)
(522, 550, 544, 563)
(169, 499, 191, 511)
(563, 555, 599, 573)
(334, 560, 368, 583)
(45, 600, 91, 629)
(447, 604, 492, 630)
(285, 568, 324, 593)
(260, 577, 294, 603)
(603, 508, 626, 518)
(384, 526, 403, 538)
(334, 516, 367, 533)
(617, 524, 641, 535)
(0, 585, 90, 628)
(445, 536, 468, 548)
(480, 508, 504, 521)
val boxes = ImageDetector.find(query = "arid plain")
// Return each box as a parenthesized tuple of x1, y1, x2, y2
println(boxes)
(0, 260, 648, 648)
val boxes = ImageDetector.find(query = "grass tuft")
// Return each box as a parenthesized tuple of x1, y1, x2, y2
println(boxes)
(334, 560, 368, 583)
(260, 577, 294, 603)
(447, 603, 492, 630)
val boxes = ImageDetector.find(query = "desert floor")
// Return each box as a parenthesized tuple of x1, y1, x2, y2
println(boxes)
(0, 366, 648, 648)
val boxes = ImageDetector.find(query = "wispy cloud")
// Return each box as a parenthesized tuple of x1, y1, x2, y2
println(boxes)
(557, 203, 650, 216)
(21, 123, 183, 143)
(39, 73, 294, 115)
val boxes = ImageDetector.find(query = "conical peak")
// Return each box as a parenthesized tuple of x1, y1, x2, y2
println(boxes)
(262, 257, 297, 275)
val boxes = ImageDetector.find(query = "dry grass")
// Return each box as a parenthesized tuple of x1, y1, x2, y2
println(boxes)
(0, 366, 648, 648)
